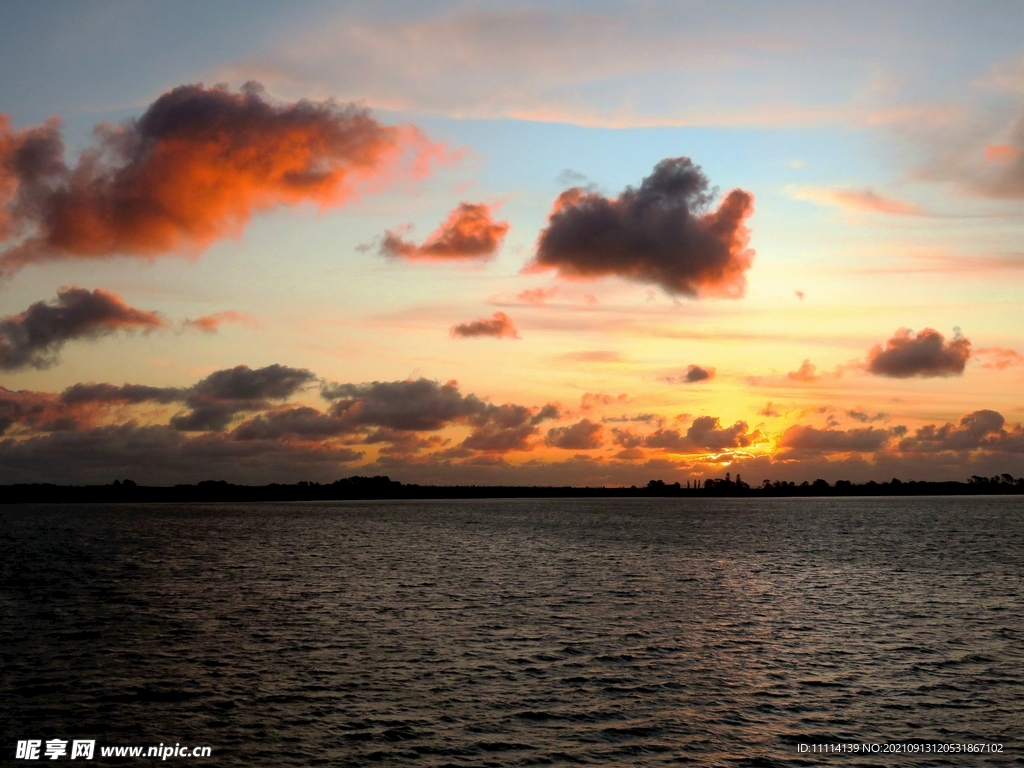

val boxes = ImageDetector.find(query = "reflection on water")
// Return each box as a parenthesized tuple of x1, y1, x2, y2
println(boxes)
(2, 497, 1022, 766)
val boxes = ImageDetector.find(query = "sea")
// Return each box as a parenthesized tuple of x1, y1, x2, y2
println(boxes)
(1, 497, 1022, 766)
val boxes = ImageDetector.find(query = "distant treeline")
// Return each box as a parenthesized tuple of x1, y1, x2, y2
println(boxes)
(1, 473, 1023, 504)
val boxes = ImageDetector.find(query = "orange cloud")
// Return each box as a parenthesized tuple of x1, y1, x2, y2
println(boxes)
(450, 311, 519, 339)
(0, 83, 442, 274)
(787, 359, 818, 382)
(975, 346, 1024, 370)
(984, 144, 1019, 163)
(182, 311, 256, 333)
(381, 202, 509, 260)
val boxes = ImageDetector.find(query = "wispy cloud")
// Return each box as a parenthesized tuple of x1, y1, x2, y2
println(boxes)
(790, 186, 927, 216)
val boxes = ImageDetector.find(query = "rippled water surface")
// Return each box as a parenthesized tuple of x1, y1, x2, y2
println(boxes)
(2, 497, 1023, 766)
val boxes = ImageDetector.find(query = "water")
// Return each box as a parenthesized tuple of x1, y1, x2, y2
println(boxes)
(2, 497, 1022, 766)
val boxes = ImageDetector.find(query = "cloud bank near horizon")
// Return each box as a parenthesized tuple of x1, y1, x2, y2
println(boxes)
(0, 363, 1020, 486)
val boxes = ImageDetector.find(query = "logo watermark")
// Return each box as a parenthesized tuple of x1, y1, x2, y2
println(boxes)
(15, 741, 212, 760)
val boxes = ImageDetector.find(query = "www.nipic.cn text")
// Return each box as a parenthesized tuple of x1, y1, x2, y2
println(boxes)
(15, 740, 213, 760)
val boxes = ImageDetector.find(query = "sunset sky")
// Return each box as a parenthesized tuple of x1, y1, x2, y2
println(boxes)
(1, 0, 1023, 485)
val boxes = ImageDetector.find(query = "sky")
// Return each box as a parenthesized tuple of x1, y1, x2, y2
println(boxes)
(1, 0, 1023, 486)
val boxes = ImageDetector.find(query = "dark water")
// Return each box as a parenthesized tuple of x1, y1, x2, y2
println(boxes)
(2, 497, 1022, 766)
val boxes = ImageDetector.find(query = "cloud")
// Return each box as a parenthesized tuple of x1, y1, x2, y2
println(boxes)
(171, 364, 316, 431)
(60, 382, 185, 406)
(684, 365, 714, 383)
(0, 83, 440, 273)
(0, 287, 165, 370)
(221, 6, 969, 132)
(545, 419, 604, 449)
(230, 406, 348, 441)
(778, 424, 893, 456)
(460, 403, 558, 454)
(759, 402, 781, 417)
(322, 378, 488, 432)
(516, 286, 560, 305)
(450, 311, 520, 339)
(846, 409, 888, 423)
(580, 392, 628, 411)
(643, 416, 755, 453)
(561, 350, 621, 362)
(865, 328, 971, 378)
(381, 202, 509, 260)
(897, 409, 1024, 454)
(975, 346, 1024, 369)
(526, 157, 754, 297)
(603, 413, 660, 424)
(183, 311, 254, 333)
(787, 359, 819, 382)
(0, 386, 62, 434)
(0, 423, 364, 486)
(790, 187, 926, 216)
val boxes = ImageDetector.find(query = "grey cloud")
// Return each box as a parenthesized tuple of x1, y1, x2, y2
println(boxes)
(0, 423, 363, 486)
(322, 378, 488, 432)
(60, 382, 185, 405)
(171, 364, 316, 432)
(545, 419, 605, 450)
(898, 409, 1024, 453)
(528, 157, 754, 297)
(866, 328, 971, 378)
(0, 287, 165, 370)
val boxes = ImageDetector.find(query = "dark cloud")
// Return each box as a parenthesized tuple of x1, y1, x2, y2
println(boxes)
(611, 427, 645, 449)
(526, 157, 755, 297)
(759, 402, 781, 417)
(171, 364, 316, 432)
(642, 416, 754, 452)
(460, 402, 559, 453)
(778, 425, 892, 456)
(0, 386, 60, 435)
(230, 406, 347, 441)
(451, 311, 520, 339)
(322, 378, 488, 432)
(381, 202, 509, 260)
(846, 408, 888, 423)
(60, 382, 184, 406)
(685, 365, 713, 383)
(866, 327, 971, 378)
(0, 423, 363, 485)
(1, 83, 436, 273)
(0, 287, 165, 370)
(602, 413, 659, 424)
(545, 419, 604, 449)
(897, 409, 1024, 453)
